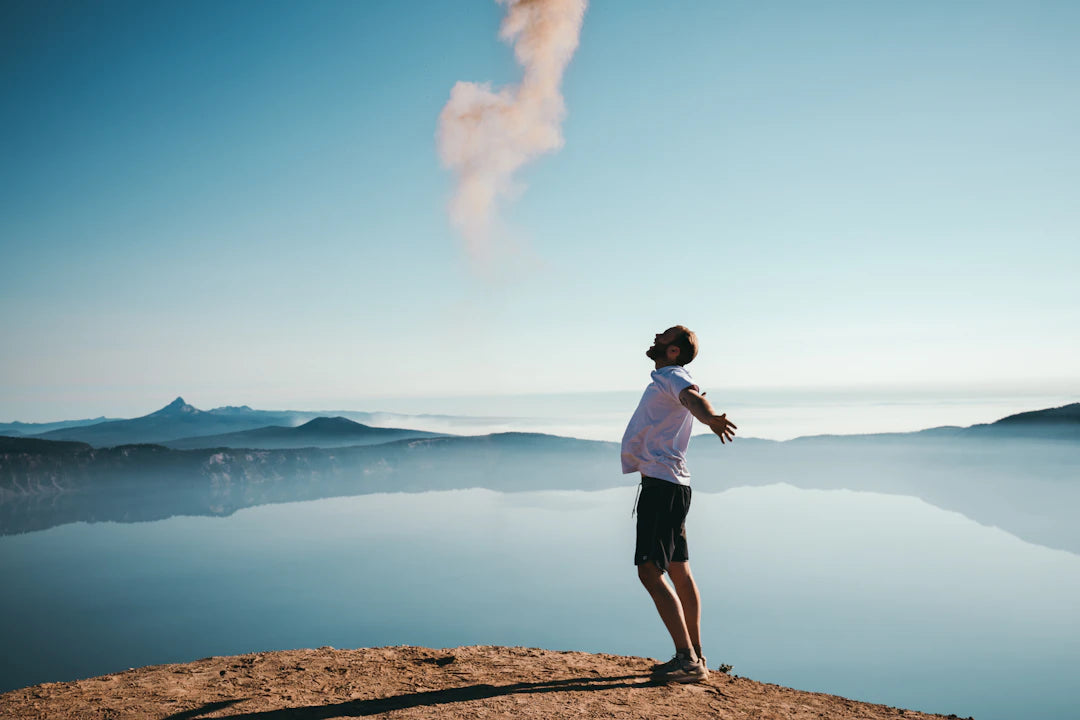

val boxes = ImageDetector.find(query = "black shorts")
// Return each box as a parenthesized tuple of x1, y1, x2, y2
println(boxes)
(634, 476, 691, 572)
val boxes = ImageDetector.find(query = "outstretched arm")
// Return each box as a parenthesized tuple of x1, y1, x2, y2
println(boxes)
(679, 387, 737, 444)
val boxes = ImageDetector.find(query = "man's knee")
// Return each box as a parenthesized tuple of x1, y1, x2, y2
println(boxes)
(637, 561, 665, 588)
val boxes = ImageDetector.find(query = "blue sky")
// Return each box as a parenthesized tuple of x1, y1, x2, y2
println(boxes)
(2, 0, 1078, 421)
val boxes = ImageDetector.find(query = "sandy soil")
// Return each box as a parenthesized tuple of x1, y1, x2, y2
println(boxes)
(0, 645, 971, 720)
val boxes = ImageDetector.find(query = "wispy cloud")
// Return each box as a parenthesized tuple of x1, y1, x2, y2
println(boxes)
(437, 0, 587, 271)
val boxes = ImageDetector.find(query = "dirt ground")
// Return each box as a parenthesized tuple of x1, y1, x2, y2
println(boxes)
(0, 645, 970, 720)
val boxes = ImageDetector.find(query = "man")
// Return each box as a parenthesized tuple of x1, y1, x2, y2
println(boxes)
(621, 325, 736, 683)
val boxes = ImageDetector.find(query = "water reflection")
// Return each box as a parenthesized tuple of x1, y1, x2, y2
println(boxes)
(1, 485, 1077, 720)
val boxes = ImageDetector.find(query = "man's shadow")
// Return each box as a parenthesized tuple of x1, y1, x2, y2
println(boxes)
(163, 673, 659, 720)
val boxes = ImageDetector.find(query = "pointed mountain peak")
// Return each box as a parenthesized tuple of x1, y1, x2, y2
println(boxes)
(149, 397, 202, 416)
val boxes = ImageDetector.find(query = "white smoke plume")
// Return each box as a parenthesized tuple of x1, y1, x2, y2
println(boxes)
(437, 0, 587, 268)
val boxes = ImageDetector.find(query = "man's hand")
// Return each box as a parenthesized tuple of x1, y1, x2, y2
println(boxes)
(705, 413, 737, 444)
(679, 387, 738, 444)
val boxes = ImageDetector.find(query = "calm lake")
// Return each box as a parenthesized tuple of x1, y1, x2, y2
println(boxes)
(2, 484, 1077, 720)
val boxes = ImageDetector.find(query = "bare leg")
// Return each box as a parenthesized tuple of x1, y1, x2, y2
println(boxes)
(637, 562, 693, 654)
(667, 561, 701, 654)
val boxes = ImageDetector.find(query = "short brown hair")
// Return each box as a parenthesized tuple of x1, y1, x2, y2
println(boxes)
(671, 325, 698, 365)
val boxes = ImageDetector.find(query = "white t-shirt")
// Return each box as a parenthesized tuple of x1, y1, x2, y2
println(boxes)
(621, 365, 699, 485)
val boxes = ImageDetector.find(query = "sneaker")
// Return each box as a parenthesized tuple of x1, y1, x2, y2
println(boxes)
(651, 653, 708, 684)
(651, 653, 707, 672)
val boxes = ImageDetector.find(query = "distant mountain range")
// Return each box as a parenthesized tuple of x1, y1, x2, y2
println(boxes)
(19, 398, 449, 449)
(1, 401, 1077, 553)
(28, 397, 322, 447)
(772, 402, 1080, 443)
(12, 398, 1080, 450)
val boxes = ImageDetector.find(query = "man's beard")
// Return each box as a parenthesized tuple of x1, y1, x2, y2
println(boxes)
(646, 343, 666, 361)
